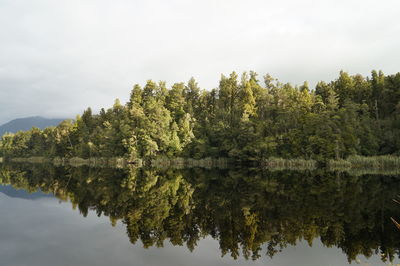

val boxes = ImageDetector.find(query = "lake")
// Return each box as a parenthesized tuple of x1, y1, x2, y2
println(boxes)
(0, 163, 399, 266)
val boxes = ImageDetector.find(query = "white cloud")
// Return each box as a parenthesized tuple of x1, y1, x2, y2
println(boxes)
(0, 0, 399, 124)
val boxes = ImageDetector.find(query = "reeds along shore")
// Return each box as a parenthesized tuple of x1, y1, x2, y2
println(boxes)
(150, 157, 228, 169)
(262, 155, 400, 173)
(2, 156, 229, 169)
(262, 157, 317, 171)
(2, 155, 400, 173)
(328, 155, 400, 170)
(6, 156, 133, 168)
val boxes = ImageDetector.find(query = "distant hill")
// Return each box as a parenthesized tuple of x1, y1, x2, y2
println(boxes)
(0, 185, 53, 200)
(0, 116, 65, 136)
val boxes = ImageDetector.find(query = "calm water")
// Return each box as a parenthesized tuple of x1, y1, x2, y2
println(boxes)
(0, 163, 399, 266)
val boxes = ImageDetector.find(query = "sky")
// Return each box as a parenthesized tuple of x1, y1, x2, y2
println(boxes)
(0, 0, 399, 124)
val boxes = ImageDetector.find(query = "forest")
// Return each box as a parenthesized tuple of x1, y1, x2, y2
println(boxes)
(0, 70, 399, 163)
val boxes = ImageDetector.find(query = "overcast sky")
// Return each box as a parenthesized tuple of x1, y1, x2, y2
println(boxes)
(0, 0, 399, 124)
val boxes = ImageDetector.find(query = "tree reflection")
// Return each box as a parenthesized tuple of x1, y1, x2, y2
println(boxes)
(0, 164, 399, 262)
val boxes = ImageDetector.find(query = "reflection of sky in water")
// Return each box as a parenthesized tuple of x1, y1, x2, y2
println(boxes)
(0, 187, 397, 266)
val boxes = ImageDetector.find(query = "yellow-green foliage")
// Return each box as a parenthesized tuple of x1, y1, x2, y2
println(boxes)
(1, 70, 400, 162)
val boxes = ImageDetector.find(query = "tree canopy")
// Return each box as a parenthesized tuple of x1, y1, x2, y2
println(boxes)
(1, 70, 400, 161)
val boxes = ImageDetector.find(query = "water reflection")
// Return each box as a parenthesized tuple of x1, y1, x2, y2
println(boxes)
(0, 163, 400, 263)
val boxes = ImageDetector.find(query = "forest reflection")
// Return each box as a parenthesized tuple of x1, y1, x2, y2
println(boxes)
(0, 163, 399, 263)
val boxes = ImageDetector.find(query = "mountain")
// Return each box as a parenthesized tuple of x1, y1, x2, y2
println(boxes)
(0, 185, 53, 200)
(0, 116, 65, 136)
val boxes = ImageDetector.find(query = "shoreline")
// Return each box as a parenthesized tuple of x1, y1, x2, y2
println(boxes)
(1, 155, 400, 174)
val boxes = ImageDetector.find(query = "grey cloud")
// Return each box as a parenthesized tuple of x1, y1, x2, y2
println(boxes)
(1, 0, 399, 124)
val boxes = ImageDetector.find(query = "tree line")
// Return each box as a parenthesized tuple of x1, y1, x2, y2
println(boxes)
(1, 70, 399, 161)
